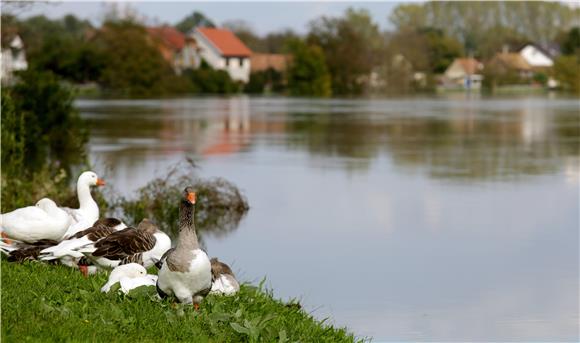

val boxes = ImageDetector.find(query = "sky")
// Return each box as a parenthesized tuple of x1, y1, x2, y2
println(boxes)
(11, 1, 401, 35)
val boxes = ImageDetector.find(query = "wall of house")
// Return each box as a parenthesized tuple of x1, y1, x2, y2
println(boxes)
(192, 31, 250, 83)
(445, 61, 466, 80)
(520, 45, 553, 67)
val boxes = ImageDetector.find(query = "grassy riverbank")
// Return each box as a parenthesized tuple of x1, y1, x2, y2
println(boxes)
(1, 259, 360, 342)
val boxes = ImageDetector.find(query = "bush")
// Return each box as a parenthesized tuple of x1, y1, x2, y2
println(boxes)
(183, 61, 240, 94)
(554, 55, 580, 94)
(245, 68, 286, 94)
(111, 161, 249, 243)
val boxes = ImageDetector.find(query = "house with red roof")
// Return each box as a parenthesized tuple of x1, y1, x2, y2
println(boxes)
(192, 27, 252, 83)
(147, 26, 199, 74)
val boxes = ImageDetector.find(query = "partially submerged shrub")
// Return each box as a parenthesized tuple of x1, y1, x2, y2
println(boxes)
(112, 161, 249, 240)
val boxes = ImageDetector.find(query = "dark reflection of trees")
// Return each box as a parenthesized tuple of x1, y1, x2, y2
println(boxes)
(286, 108, 580, 181)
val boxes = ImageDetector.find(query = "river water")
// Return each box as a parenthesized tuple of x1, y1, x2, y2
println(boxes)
(77, 95, 579, 341)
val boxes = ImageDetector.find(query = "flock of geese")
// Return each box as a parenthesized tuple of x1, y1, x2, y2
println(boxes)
(0, 171, 240, 306)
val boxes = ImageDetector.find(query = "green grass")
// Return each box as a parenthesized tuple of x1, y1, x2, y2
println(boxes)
(1, 258, 360, 342)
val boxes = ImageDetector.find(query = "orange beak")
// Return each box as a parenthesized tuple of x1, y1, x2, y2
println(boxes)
(187, 192, 196, 204)
(96, 178, 106, 186)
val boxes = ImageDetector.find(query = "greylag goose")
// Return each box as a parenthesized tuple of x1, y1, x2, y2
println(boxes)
(210, 257, 240, 295)
(38, 218, 127, 274)
(156, 188, 211, 306)
(88, 219, 171, 269)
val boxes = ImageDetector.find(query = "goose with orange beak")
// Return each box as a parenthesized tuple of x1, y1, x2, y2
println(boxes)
(156, 187, 211, 307)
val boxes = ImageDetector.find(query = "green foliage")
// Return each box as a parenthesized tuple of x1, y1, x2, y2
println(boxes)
(561, 27, 580, 57)
(183, 61, 240, 94)
(308, 8, 383, 95)
(7, 69, 88, 171)
(286, 39, 331, 97)
(389, 2, 579, 54)
(245, 68, 285, 94)
(0, 92, 24, 177)
(553, 55, 580, 94)
(95, 20, 175, 97)
(175, 11, 215, 34)
(1, 260, 360, 342)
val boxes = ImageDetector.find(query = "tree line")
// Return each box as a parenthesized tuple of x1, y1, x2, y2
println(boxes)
(2, 1, 579, 97)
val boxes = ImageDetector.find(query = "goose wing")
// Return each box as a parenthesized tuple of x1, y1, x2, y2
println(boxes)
(92, 229, 156, 260)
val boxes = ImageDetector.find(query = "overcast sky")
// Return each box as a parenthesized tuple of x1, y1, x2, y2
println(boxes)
(11, 1, 401, 35)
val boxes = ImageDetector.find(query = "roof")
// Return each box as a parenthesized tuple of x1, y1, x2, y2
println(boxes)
(250, 53, 291, 72)
(517, 42, 558, 59)
(492, 53, 532, 71)
(453, 58, 483, 74)
(147, 26, 187, 51)
(196, 27, 252, 57)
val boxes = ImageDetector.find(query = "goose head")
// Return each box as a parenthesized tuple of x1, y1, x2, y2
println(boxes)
(183, 187, 196, 205)
(114, 263, 147, 278)
(78, 171, 105, 188)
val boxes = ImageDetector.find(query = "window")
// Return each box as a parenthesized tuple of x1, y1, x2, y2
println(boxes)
(239, 57, 244, 66)
(225, 58, 229, 67)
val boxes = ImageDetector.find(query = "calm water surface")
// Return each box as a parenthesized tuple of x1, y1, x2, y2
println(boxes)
(77, 95, 579, 341)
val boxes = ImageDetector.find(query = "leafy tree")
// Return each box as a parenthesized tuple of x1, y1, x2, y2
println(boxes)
(175, 11, 215, 34)
(553, 55, 580, 94)
(245, 68, 285, 94)
(308, 8, 383, 95)
(94, 20, 174, 97)
(561, 27, 580, 57)
(183, 61, 239, 94)
(286, 39, 331, 97)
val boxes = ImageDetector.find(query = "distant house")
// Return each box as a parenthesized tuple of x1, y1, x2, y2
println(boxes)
(147, 26, 199, 74)
(250, 53, 291, 73)
(444, 58, 484, 89)
(1, 33, 28, 85)
(517, 43, 554, 69)
(192, 27, 252, 83)
(488, 52, 533, 79)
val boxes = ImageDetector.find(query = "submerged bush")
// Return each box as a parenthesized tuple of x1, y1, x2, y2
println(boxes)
(111, 161, 249, 241)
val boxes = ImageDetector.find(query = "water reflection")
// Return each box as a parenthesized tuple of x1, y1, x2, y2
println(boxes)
(81, 96, 579, 183)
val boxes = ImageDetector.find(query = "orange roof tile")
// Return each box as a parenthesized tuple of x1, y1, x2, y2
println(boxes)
(197, 27, 252, 57)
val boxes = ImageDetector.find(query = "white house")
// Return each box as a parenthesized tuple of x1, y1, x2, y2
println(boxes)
(443, 58, 484, 90)
(1, 34, 28, 84)
(518, 43, 554, 68)
(192, 27, 252, 83)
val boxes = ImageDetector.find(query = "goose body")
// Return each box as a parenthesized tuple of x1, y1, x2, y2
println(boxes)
(38, 218, 127, 268)
(101, 263, 157, 294)
(60, 171, 105, 238)
(157, 188, 212, 305)
(88, 219, 171, 269)
(0, 238, 60, 262)
(210, 258, 240, 296)
(0, 198, 71, 243)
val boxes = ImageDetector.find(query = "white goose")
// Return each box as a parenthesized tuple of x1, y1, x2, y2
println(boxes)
(101, 263, 158, 294)
(0, 198, 71, 243)
(156, 188, 212, 306)
(61, 171, 105, 238)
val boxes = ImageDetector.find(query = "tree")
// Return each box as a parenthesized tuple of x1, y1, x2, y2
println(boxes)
(561, 27, 580, 57)
(286, 39, 331, 97)
(223, 20, 263, 52)
(553, 56, 580, 94)
(308, 8, 384, 95)
(175, 11, 215, 34)
(94, 20, 174, 97)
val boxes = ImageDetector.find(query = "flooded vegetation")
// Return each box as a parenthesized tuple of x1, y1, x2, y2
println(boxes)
(80, 95, 579, 341)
